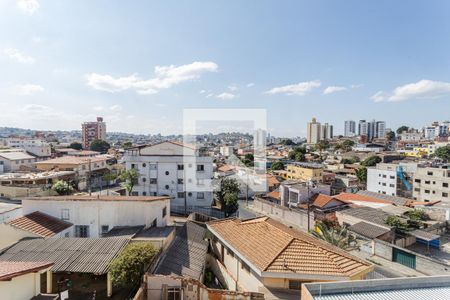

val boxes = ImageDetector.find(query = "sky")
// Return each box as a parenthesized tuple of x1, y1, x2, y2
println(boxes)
(1, 0, 450, 137)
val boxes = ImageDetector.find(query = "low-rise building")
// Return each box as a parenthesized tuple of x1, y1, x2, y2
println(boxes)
(283, 162, 324, 181)
(367, 162, 417, 198)
(21, 195, 171, 238)
(1, 138, 51, 158)
(207, 217, 373, 298)
(0, 150, 36, 173)
(279, 180, 331, 207)
(413, 166, 450, 203)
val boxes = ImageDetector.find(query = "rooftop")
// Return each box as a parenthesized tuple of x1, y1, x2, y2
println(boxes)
(24, 195, 171, 202)
(348, 221, 391, 239)
(357, 190, 410, 206)
(7, 211, 73, 237)
(0, 237, 129, 274)
(338, 206, 392, 227)
(154, 222, 208, 280)
(0, 170, 75, 181)
(0, 202, 22, 214)
(0, 261, 53, 281)
(0, 151, 35, 161)
(303, 275, 450, 300)
(35, 155, 108, 165)
(207, 217, 372, 279)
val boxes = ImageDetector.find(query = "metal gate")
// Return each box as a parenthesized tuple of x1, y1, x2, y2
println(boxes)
(393, 248, 416, 269)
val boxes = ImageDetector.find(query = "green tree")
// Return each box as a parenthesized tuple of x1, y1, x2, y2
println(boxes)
(361, 155, 382, 167)
(119, 169, 140, 195)
(271, 161, 285, 170)
(242, 153, 254, 167)
(122, 141, 133, 149)
(405, 209, 429, 221)
(341, 158, 356, 164)
(281, 139, 294, 145)
(109, 243, 158, 288)
(311, 221, 355, 250)
(396, 126, 409, 134)
(52, 180, 74, 195)
(288, 147, 306, 161)
(69, 142, 83, 150)
(385, 215, 409, 234)
(341, 140, 355, 152)
(435, 145, 450, 162)
(215, 177, 240, 217)
(89, 139, 111, 154)
(355, 167, 367, 183)
(386, 131, 396, 141)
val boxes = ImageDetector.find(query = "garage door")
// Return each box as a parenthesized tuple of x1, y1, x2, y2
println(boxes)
(393, 248, 416, 269)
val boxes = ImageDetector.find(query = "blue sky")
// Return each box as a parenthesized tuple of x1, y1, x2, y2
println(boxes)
(1, 0, 450, 137)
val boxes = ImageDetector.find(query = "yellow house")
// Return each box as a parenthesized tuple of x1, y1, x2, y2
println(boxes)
(284, 162, 324, 181)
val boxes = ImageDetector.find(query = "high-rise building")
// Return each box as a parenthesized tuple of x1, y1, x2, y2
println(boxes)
(82, 117, 106, 149)
(306, 117, 321, 144)
(358, 120, 368, 136)
(376, 121, 386, 139)
(321, 123, 333, 140)
(344, 120, 356, 137)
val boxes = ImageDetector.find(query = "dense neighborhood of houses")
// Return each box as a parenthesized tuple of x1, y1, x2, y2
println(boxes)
(1, 117, 450, 300)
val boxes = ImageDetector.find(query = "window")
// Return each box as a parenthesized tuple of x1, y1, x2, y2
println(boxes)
(425, 190, 430, 194)
(382, 183, 386, 186)
(165, 185, 170, 190)
(142, 191, 147, 196)
(177, 164, 184, 170)
(165, 171, 170, 175)
(131, 191, 139, 196)
(415, 179, 421, 183)
(288, 280, 301, 290)
(167, 288, 181, 300)
(177, 192, 185, 198)
(197, 164, 205, 172)
(390, 176, 395, 179)
(150, 178, 157, 184)
(427, 171, 433, 176)
(188, 192, 193, 197)
(227, 248, 234, 257)
(75, 225, 90, 238)
(443, 192, 449, 198)
(101, 225, 109, 234)
(149, 164, 157, 170)
(444, 183, 449, 188)
(414, 188, 420, 192)
(162, 206, 167, 218)
(425, 181, 430, 184)
(177, 178, 183, 184)
(382, 175, 386, 178)
(142, 177, 147, 182)
(131, 163, 136, 169)
(389, 184, 395, 187)
(197, 192, 205, 199)
(151, 218, 157, 227)
(61, 209, 70, 220)
(142, 163, 147, 168)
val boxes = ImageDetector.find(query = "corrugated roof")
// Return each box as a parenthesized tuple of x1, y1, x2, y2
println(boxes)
(348, 222, 391, 239)
(0, 238, 129, 274)
(339, 206, 392, 227)
(35, 156, 107, 165)
(102, 225, 144, 238)
(314, 286, 450, 300)
(0, 152, 35, 161)
(7, 211, 72, 237)
(154, 222, 208, 280)
(0, 261, 53, 281)
(357, 190, 410, 206)
(207, 217, 372, 278)
(24, 195, 171, 202)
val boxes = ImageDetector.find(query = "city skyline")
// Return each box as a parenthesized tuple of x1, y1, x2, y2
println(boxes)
(1, 1, 450, 136)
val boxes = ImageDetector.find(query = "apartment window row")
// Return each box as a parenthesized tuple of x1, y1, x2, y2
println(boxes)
(136, 163, 205, 171)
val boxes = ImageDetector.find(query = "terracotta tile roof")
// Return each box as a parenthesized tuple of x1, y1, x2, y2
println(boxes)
(24, 195, 171, 202)
(207, 217, 372, 278)
(0, 261, 53, 281)
(267, 190, 280, 199)
(334, 192, 391, 204)
(7, 211, 72, 237)
(35, 156, 107, 166)
(313, 194, 349, 209)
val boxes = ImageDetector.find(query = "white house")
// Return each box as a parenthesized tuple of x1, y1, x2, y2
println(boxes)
(22, 195, 171, 238)
(1, 138, 51, 158)
(0, 261, 54, 300)
(0, 150, 36, 172)
(123, 141, 214, 208)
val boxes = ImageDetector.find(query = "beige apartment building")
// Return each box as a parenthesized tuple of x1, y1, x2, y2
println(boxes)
(413, 166, 450, 203)
(284, 162, 324, 182)
(306, 117, 321, 144)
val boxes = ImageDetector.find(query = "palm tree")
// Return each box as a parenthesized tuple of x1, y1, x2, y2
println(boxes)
(311, 221, 355, 250)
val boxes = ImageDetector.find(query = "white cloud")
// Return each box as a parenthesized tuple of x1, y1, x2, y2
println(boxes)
(199, 89, 206, 94)
(246, 83, 255, 88)
(228, 84, 238, 91)
(323, 86, 347, 95)
(109, 104, 122, 111)
(3, 48, 35, 64)
(93, 106, 104, 111)
(373, 80, 450, 102)
(17, 0, 40, 15)
(266, 80, 321, 96)
(215, 92, 237, 100)
(10, 84, 44, 96)
(86, 61, 218, 95)
(350, 84, 363, 89)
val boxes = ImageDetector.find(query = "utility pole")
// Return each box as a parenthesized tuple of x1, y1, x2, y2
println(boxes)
(88, 158, 92, 196)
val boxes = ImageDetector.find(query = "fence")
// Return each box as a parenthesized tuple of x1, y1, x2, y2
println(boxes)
(171, 205, 227, 219)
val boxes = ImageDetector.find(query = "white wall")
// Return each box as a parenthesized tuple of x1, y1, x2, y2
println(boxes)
(0, 270, 44, 300)
(367, 168, 397, 196)
(22, 199, 170, 238)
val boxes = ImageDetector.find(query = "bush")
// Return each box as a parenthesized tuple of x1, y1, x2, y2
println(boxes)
(52, 180, 74, 195)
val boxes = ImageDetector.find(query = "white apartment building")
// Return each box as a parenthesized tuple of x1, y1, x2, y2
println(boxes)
(413, 167, 450, 203)
(367, 163, 418, 197)
(358, 120, 368, 136)
(307, 118, 322, 144)
(398, 131, 423, 142)
(123, 141, 214, 207)
(21, 195, 170, 238)
(219, 146, 234, 157)
(1, 138, 51, 158)
(0, 150, 36, 173)
(344, 120, 356, 137)
(424, 127, 436, 140)
(321, 123, 333, 140)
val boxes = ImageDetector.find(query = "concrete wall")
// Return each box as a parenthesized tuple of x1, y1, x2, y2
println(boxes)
(0, 185, 56, 198)
(0, 271, 43, 300)
(0, 206, 22, 223)
(0, 223, 40, 250)
(253, 198, 313, 231)
(22, 198, 170, 238)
